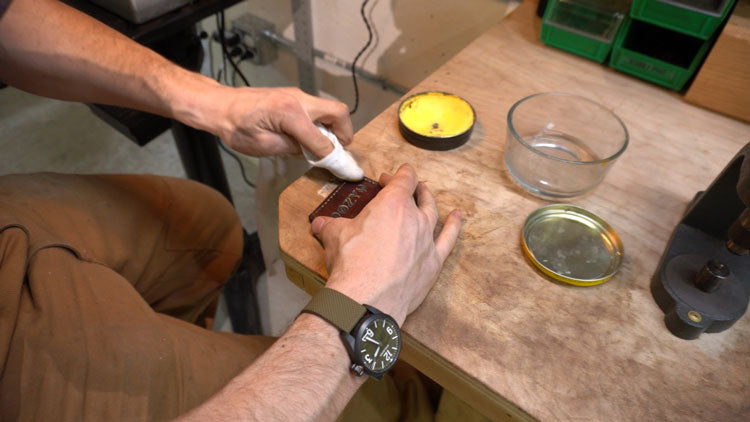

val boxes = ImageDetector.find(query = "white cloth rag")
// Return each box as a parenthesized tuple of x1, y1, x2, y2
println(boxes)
(301, 124, 364, 182)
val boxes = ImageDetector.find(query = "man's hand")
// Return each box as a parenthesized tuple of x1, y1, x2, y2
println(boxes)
(181, 171, 460, 420)
(310, 164, 463, 324)
(183, 86, 353, 159)
(0, 0, 351, 161)
(1, 0, 459, 418)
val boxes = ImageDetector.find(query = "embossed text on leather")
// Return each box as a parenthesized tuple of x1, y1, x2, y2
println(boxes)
(308, 178, 382, 222)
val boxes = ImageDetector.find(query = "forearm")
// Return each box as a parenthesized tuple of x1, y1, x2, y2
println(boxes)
(179, 259, 414, 420)
(0, 0, 351, 157)
(0, 0, 223, 124)
(179, 313, 366, 421)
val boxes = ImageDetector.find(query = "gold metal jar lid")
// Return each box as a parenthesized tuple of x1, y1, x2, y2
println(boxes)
(397, 91, 476, 151)
(521, 204, 624, 286)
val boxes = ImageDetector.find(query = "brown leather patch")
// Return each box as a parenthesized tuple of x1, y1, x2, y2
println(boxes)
(309, 178, 382, 222)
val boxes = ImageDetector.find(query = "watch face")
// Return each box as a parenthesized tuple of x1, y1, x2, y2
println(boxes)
(354, 314, 402, 374)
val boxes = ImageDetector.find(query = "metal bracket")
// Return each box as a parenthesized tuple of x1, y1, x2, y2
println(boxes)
(291, 0, 317, 94)
(232, 13, 407, 95)
(232, 13, 278, 66)
(232, 1, 408, 98)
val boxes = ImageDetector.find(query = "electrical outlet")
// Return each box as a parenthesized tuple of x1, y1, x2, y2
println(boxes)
(232, 14, 279, 66)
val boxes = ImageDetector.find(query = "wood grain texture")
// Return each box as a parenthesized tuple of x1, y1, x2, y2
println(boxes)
(685, 0, 750, 122)
(279, 1, 750, 420)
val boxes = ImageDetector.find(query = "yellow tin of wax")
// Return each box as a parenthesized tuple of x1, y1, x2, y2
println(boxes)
(521, 204, 624, 286)
(398, 91, 476, 151)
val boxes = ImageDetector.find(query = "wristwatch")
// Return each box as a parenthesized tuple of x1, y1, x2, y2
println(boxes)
(301, 287, 402, 380)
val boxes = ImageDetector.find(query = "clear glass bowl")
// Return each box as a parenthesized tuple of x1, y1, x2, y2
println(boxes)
(504, 92, 628, 199)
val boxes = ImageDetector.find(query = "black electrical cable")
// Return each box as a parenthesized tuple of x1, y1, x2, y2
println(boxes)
(210, 13, 256, 190)
(216, 137, 257, 188)
(217, 11, 251, 87)
(349, 0, 373, 115)
(214, 15, 228, 84)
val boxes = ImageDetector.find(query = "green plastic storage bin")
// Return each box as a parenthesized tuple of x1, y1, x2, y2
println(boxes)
(610, 16, 712, 90)
(631, 0, 736, 39)
(541, 0, 631, 62)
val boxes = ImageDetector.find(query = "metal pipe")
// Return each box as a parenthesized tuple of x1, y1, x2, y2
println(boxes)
(260, 29, 408, 95)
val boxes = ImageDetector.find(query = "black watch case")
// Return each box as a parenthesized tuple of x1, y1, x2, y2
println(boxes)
(341, 305, 402, 380)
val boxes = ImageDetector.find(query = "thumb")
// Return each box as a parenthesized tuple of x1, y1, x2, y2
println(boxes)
(311, 216, 338, 244)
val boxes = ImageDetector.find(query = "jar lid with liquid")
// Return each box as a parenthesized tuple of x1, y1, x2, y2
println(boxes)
(521, 204, 624, 286)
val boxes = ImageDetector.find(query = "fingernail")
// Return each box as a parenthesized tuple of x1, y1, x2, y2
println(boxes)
(453, 210, 463, 220)
(311, 217, 325, 234)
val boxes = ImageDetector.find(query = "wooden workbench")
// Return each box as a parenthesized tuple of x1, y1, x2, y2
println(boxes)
(279, 1, 750, 420)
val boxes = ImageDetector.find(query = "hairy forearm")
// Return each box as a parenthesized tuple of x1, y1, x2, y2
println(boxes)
(0, 0, 223, 123)
(0, 0, 351, 157)
(179, 313, 366, 421)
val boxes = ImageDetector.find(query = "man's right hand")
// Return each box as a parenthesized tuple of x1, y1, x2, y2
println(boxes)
(196, 86, 353, 159)
(0, 0, 351, 163)
(310, 164, 463, 324)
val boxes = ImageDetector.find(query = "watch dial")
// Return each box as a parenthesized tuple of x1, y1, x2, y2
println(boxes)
(357, 316, 401, 373)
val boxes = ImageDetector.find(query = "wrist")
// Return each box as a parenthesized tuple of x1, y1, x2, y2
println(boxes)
(292, 312, 343, 340)
(161, 69, 233, 139)
(301, 288, 404, 380)
(291, 313, 367, 382)
(325, 272, 408, 325)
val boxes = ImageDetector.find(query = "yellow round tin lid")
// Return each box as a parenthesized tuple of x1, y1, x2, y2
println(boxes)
(521, 204, 624, 286)
(397, 91, 476, 151)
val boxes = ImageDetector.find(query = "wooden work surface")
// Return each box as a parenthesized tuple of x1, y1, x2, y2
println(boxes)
(279, 2, 750, 420)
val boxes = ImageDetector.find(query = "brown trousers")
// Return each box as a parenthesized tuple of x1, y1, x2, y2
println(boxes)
(0, 173, 281, 420)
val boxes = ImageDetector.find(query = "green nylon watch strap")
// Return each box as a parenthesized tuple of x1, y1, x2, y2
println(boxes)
(301, 288, 367, 333)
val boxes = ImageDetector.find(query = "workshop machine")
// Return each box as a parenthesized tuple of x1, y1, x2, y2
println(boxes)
(90, 0, 188, 23)
(652, 142, 750, 339)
